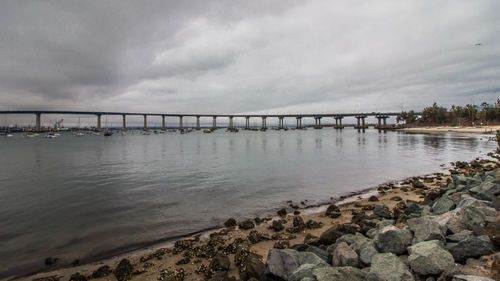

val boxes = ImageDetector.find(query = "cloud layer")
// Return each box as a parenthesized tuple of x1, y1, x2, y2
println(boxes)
(1, 0, 499, 115)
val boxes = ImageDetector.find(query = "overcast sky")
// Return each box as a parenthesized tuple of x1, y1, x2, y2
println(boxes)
(1, 0, 499, 115)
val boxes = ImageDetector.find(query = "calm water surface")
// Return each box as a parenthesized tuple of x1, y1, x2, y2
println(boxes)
(0, 129, 496, 277)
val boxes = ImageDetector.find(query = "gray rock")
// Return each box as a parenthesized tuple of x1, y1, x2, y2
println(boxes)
(406, 201, 422, 217)
(469, 181, 500, 202)
(407, 216, 446, 244)
(312, 266, 366, 281)
(433, 196, 455, 215)
(446, 235, 494, 262)
(374, 205, 392, 219)
(366, 253, 414, 281)
(452, 275, 496, 281)
(335, 232, 373, 253)
(332, 242, 358, 267)
(366, 220, 395, 239)
(407, 240, 455, 275)
(374, 225, 412, 255)
(305, 246, 328, 263)
(446, 230, 473, 243)
(420, 205, 432, 217)
(463, 205, 486, 234)
(359, 244, 378, 265)
(453, 175, 469, 186)
(239, 254, 265, 281)
(264, 249, 299, 280)
(434, 209, 468, 234)
(297, 252, 328, 267)
(289, 264, 316, 281)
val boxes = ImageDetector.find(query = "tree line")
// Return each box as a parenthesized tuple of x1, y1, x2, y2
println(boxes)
(397, 100, 500, 125)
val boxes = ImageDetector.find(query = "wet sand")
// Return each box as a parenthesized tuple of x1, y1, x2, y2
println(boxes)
(18, 163, 470, 281)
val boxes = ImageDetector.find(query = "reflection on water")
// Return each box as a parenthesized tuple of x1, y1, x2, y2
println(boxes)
(0, 129, 495, 277)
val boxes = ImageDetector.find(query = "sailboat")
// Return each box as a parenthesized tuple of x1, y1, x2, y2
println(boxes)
(103, 115, 113, 136)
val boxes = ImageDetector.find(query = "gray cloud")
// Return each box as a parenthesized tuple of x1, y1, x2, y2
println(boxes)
(0, 0, 499, 116)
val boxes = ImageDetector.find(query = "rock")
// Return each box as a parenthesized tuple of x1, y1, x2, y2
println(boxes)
(44, 257, 58, 266)
(210, 253, 230, 271)
(239, 220, 255, 230)
(274, 240, 289, 249)
(176, 257, 190, 265)
(318, 225, 346, 245)
(463, 205, 486, 234)
(235, 242, 250, 265)
(239, 254, 265, 281)
(293, 216, 305, 229)
(434, 209, 468, 234)
(92, 265, 112, 278)
(374, 225, 412, 255)
(114, 259, 134, 281)
(469, 181, 500, 202)
(335, 232, 373, 253)
(277, 208, 287, 217)
(369, 195, 379, 202)
(312, 266, 366, 281)
(373, 205, 392, 219)
(224, 218, 237, 227)
(332, 242, 358, 267)
(271, 220, 284, 232)
(405, 201, 422, 217)
(69, 273, 87, 281)
(446, 230, 474, 243)
(289, 264, 317, 281)
(325, 204, 341, 218)
(407, 216, 446, 244)
(391, 196, 403, 201)
(366, 253, 414, 281)
(248, 230, 267, 244)
(366, 220, 394, 239)
(482, 221, 500, 249)
(359, 244, 378, 265)
(451, 275, 496, 281)
(264, 249, 299, 280)
(298, 252, 328, 266)
(305, 219, 322, 229)
(432, 196, 456, 215)
(306, 246, 329, 263)
(447, 235, 494, 262)
(407, 240, 454, 275)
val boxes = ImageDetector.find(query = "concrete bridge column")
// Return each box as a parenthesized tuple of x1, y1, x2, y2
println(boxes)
(196, 116, 200, 130)
(261, 117, 267, 129)
(334, 116, 344, 129)
(356, 117, 361, 128)
(229, 116, 234, 129)
(314, 117, 322, 128)
(376, 116, 382, 130)
(383, 117, 388, 127)
(96, 114, 102, 131)
(245, 117, 250, 129)
(212, 116, 217, 129)
(278, 117, 284, 129)
(143, 114, 148, 131)
(161, 115, 166, 131)
(122, 114, 127, 131)
(362, 117, 366, 127)
(35, 113, 41, 132)
(296, 117, 301, 129)
(179, 116, 183, 130)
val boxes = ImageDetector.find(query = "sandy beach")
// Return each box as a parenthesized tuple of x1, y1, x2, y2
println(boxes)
(18, 156, 499, 281)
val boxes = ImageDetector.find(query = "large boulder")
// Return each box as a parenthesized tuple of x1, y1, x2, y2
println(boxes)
(335, 232, 373, 253)
(306, 246, 329, 263)
(366, 220, 394, 239)
(451, 275, 496, 281)
(432, 196, 456, 215)
(297, 252, 328, 267)
(407, 216, 446, 244)
(289, 264, 317, 281)
(366, 253, 414, 281)
(407, 240, 454, 275)
(482, 221, 500, 249)
(469, 181, 500, 202)
(433, 209, 468, 234)
(446, 230, 474, 243)
(312, 266, 366, 281)
(359, 244, 378, 266)
(332, 242, 358, 267)
(263, 249, 299, 280)
(463, 205, 486, 234)
(374, 225, 412, 255)
(318, 223, 359, 245)
(446, 235, 494, 262)
(210, 253, 230, 272)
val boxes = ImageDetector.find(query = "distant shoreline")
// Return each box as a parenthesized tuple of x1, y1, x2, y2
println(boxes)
(397, 125, 500, 134)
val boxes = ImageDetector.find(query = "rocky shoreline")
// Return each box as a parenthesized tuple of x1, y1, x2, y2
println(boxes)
(19, 156, 500, 281)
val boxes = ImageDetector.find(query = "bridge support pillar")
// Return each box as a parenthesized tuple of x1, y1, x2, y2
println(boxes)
(96, 114, 102, 131)
(278, 117, 284, 129)
(179, 116, 183, 130)
(229, 116, 234, 129)
(35, 113, 41, 132)
(296, 117, 303, 129)
(355, 115, 367, 132)
(195, 116, 200, 130)
(314, 117, 322, 129)
(161, 115, 166, 131)
(334, 116, 344, 129)
(261, 117, 267, 130)
(245, 117, 250, 129)
(122, 114, 127, 131)
(143, 115, 148, 131)
(212, 116, 217, 130)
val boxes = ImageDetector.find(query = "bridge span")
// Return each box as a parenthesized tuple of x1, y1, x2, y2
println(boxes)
(0, 110, 419, 132)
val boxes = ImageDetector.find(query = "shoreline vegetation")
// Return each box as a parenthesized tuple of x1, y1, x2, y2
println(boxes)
(11, 133, 500, 281)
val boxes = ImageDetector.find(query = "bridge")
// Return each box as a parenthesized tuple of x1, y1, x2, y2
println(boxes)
(0, 110, 419, 132)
